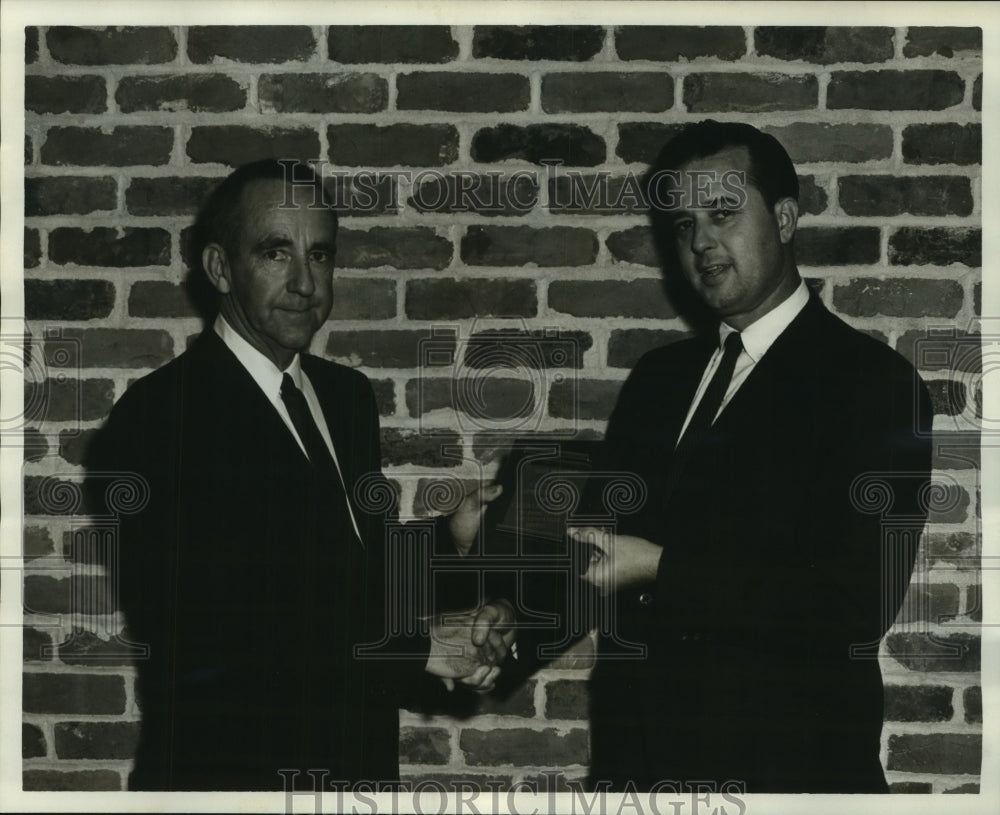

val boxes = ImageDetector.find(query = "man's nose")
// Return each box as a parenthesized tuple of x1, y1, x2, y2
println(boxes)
(690, 218, 716, 254)
(287, 254, 316, 296)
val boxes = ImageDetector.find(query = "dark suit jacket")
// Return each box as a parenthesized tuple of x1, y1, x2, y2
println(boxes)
(86, 330, 433, 790)
(588, 294, 932, 792)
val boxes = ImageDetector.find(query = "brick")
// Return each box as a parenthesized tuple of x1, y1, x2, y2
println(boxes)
(127, 281, 197, 318)
(407, 377, 534, 421)
(328, 25, 458, 63)
(60, 328, 173, 368)
(398, 72, 529, 112)
(463, 329, 591, 369)
(23, 723, 46, 758)
(896, 331, 981, 376)
(259, 73, 386, 113)
(904, 27, 982, 57)
(549, 378, 621, 421)
(545, 679, 589, 719)
(683, 73, 818, 112)
(897, 583, 961, 623)
(402, 774, 515, 792)
(889, 227, 981, 267)
(827, 70, 964, 110)
(839, 176, 972, 216)
(25, 76, 106, 114)
(400, 727, 450, 765)
(28, 378, 115, 422)
(23, 476, 85, 516)
(886, 633, 980, 672)
(924, 534, 977, 573)
(926, 379, 967, 416)
(26, 27, 39, 63)
(549, 280, 675, 319)
(903, 124, 981, 165)
(41, 126, 172, 167)
(187, 126, 320, 167)
(25, 133, 33, 164)
(964, 686, 981, 723)
(763, 123, 893, 163)
(887, 734, 981, 774)
(55, 630, 144, 666)
(406, 279, 537, 320)
(329, 279, 396, 320)
(24, 627, 53, 661)
(460, 226, 598, 267)
(795, 227, 880, 266)
(460, 727, 588, 766)
(49, 227, 170, 268)
(798, 175, 828, 215)
(929, 484, 970, 524)
(945, 783, 979, 794)
(615, 26, 744, 61)
(337, 227, 451, 270)
(117, 74, 245, 113)
(371, 380, 395, 417)
(326, 329, 446, 368)
(472, 124, 605, 167)
(608, 329, 690, 368)
(607, 226, 658, 268)
(380, 429, 461, 468)
(835, 278, 965, 319)
(972, 74, 981, 111)
(54, 721, 139, 760)
(24, 527, 55, 560)
(24, 428, 48, 462)
(125, 176, 218, 217)
(25, 280, 115, 321)
(23, 770, 121, 792)
(889, 782, 932, 793)
(548, 174, 648, 216)
(23, 575, 113, 613)
(47, 26, 176, 64)
(409, 173, 538, 217)
(25, 176, 117, 216)
(329, 124, 458, 167)
(59, 428, 97, 466)
(755, 27, 893, 63)
(188, 26, 315, 63)
(548, 633, 597, 670)
(25, 228, 40, 268)
(328, 174, 398, 218)
(23, 672, 126, 714)
(616, 122, 687, 164)
(542, 72, 672, 113)
(473, 26, 605, 61)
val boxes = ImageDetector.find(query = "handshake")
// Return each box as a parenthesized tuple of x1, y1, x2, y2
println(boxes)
(424, 599, 517, 693)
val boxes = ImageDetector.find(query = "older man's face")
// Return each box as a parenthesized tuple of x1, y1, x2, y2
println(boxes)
(665, 146, 798, 331)
(219, 178, 336, 369)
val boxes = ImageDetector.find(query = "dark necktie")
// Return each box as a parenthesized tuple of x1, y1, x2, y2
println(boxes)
(667, 331, 744, 490)
(280, 372, 338, 477)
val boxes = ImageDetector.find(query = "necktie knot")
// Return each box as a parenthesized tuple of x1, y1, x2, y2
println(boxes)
(722, 330, 743, 357)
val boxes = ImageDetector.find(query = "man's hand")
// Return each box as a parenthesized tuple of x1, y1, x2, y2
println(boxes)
(570, 527, 663, 594)
(448, 483, 503, 555)
(425, 599, 516, 693)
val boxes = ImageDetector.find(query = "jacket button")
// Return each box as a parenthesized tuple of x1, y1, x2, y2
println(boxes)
(638, 592, 654, 606)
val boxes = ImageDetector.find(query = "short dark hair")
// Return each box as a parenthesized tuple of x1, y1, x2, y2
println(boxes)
(197, 159, 337, 259)
(644, 119, 799, 213)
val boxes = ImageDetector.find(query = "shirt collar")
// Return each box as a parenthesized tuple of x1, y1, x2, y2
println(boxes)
(214, 314, 303, 395)
(717, 279, 809, 362)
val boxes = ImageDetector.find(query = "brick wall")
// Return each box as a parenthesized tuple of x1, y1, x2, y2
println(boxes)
(21, 25, 982, 793)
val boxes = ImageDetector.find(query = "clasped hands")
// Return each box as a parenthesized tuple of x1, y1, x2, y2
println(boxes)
(424, 599, 516, 693)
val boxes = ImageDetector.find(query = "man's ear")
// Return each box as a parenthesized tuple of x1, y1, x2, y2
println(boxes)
(202, 243, 231, 295)
(773, 197, 799, 245)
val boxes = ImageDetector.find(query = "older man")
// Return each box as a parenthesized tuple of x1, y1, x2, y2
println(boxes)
(86, 160, 512, 790)
(574, 121, 933, 792)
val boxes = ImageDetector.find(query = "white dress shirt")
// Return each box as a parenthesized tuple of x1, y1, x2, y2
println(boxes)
(214, 315, 362, 540)
(677, 280, 810, 443)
